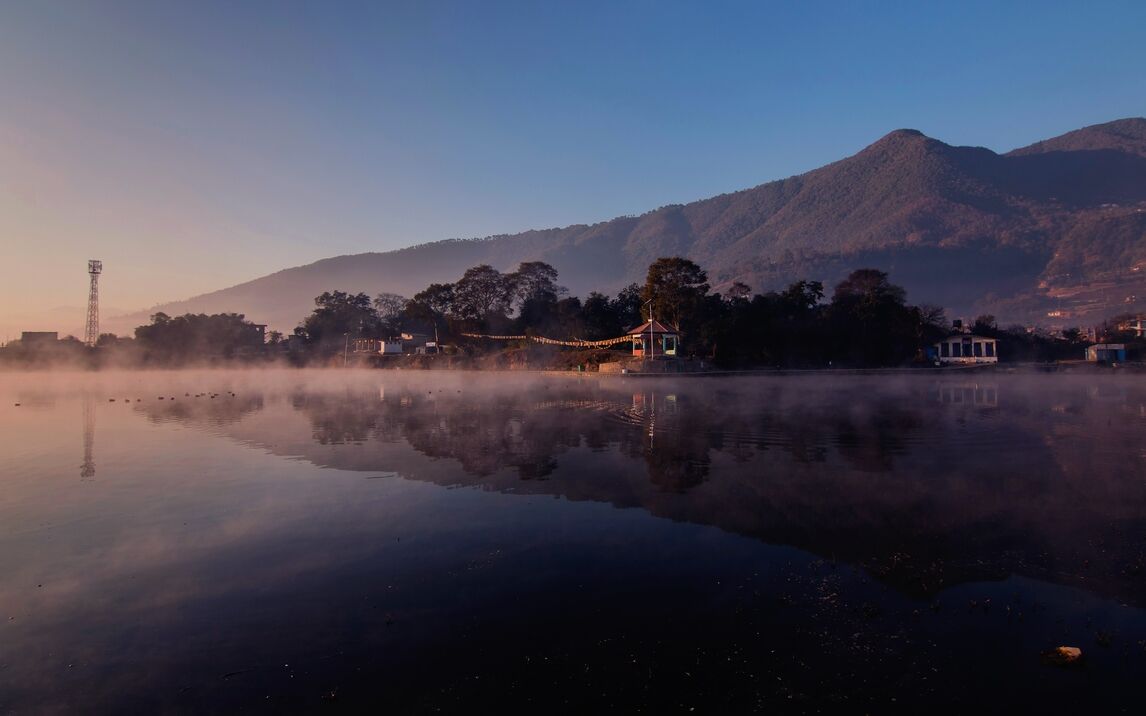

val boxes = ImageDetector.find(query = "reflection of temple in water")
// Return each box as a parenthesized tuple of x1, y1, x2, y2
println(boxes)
(81, 394, 95, 480)
(934, 382, 998, 407)
(628, 391, 679, 445)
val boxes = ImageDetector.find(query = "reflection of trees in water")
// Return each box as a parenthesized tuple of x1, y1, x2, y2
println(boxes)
(292, 392, 379, 445)
(613, 392, 716, 492)
(135, 394, 265, 426)
(299, 390, 609, 480)
(828, 402, 924, 473)
(649, 384, 923, 474)
(295, 387, 725, 487)
(289, 383, 941, 490)
(250, 376, 1146, 603)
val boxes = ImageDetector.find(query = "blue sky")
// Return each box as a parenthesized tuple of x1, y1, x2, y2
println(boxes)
(1, 0, 1144, 331)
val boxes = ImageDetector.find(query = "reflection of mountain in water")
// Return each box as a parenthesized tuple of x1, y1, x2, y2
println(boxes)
(149, 376, 1146, 604)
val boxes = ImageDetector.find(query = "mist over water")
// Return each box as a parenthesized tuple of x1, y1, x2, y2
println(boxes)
(2, 370, 1145, 712)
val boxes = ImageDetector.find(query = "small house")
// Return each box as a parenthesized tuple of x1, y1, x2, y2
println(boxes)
(934, 334, 998, 364)
(628, 320, 679, 359)
(1086, 343, 1126, 363)
(352, 338, 403, 355)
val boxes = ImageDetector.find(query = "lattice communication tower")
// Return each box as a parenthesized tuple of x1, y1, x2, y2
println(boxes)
(85, 259, 102, 347)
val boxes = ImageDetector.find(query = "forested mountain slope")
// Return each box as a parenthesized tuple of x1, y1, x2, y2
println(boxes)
(109, 118, 1146, 333)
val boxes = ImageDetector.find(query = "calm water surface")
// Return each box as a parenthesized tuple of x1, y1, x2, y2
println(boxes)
(2, 370, 1145, 713)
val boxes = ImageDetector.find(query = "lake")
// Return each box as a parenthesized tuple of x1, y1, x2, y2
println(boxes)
(2, 370, 1144, 712)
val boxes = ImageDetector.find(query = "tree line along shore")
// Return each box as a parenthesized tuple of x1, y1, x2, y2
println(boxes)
(2, 257, 1137, 370)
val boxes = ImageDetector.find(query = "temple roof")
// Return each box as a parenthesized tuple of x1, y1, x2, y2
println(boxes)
(627, 320, 679, 336)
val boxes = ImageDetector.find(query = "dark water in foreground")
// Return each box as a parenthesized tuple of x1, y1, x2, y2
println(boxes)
(2, 370, 1145, 713)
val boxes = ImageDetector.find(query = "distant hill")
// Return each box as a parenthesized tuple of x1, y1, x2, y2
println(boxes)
(108, 118, 1146, 334)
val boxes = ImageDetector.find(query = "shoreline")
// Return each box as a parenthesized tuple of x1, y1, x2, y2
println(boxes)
(1, 359, 1140, 375)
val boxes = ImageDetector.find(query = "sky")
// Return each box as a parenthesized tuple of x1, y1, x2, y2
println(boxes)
(1, 0, 1144, 336)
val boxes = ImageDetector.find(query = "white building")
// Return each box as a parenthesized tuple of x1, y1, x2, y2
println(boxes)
(934, 334, 998, 364)
(352, 338, 403, 355)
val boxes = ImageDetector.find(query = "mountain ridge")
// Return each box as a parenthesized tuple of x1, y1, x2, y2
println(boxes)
(107, 118, 1146, 334)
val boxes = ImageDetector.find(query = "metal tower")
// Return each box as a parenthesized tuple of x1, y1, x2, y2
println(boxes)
(85, 259, 102, 347)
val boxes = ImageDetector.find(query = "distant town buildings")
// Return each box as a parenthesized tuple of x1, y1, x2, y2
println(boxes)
(1116, 316, 1146, 338)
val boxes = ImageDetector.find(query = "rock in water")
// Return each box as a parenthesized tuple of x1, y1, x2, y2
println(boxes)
(1043, 646, 1082, 665)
